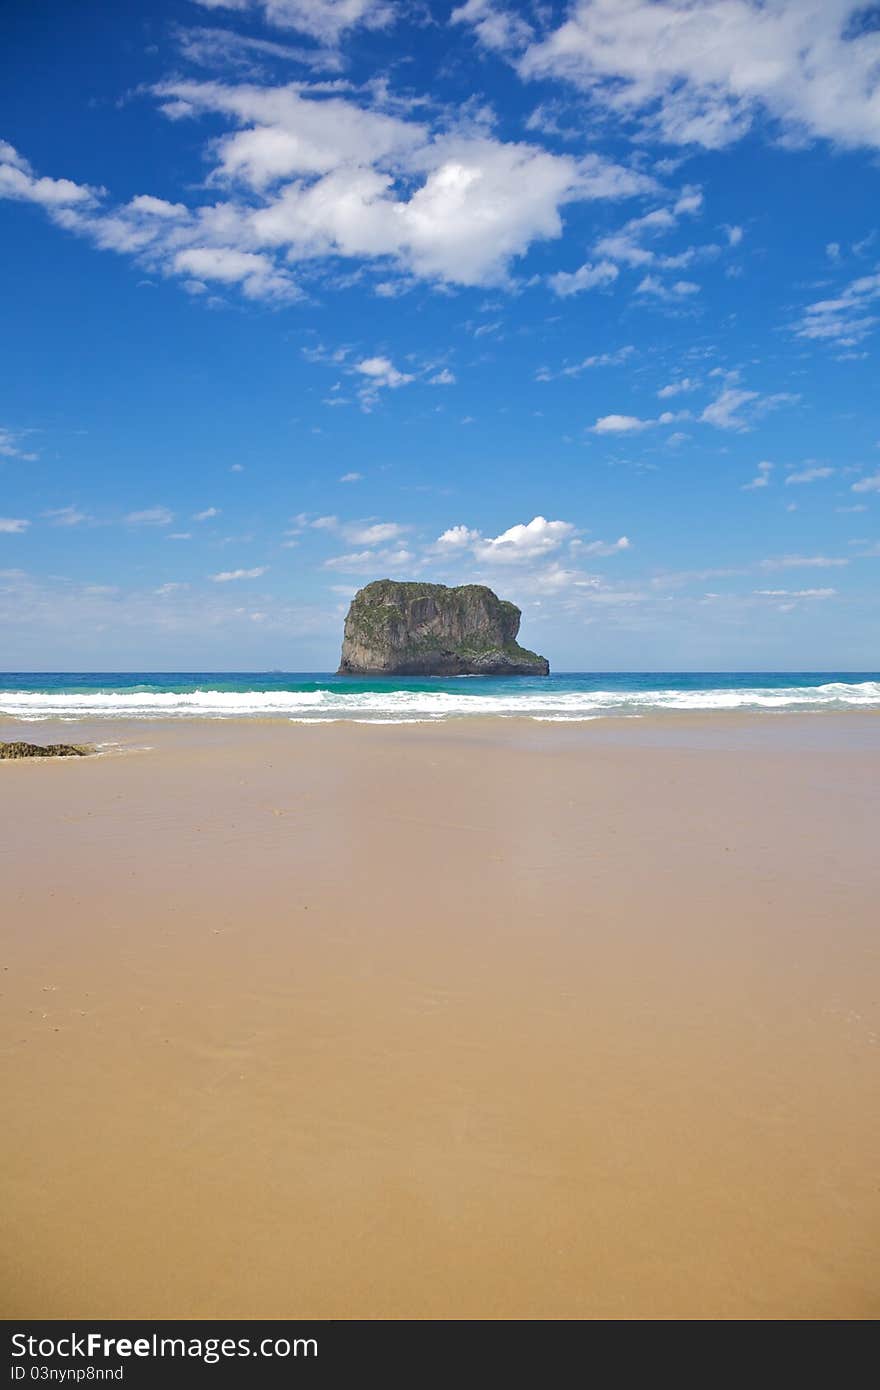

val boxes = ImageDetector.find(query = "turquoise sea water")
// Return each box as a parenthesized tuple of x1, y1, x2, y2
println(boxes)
(1, 672, 879, 721)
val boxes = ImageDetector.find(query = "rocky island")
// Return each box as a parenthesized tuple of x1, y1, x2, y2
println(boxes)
(338, 579, 549, 676)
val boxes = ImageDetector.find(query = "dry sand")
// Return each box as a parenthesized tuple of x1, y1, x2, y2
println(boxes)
(1, 715, 878, 1320)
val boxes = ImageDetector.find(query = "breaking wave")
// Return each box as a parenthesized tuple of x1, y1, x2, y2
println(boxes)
(2, 680, 879, 722)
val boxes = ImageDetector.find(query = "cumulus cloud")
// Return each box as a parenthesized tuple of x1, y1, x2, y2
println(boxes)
(511, 1, 880, 153)
(548, 259, 618, 297)
(355, 356, 413, 389)
(194, 506, 221, 520)
(434, 524, 483, 551)
(477, 516, 576, 562)
(0, 140, 98, 208)
(2, 78, 655, 301)
(591, 409, 686, 433)
(354, 355, 414, 408)
(432, 515, 629, 568)
(0, 517, 30, 534)
(591, 413, 651, 433)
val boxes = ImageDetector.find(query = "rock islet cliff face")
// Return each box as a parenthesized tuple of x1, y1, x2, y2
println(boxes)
(338, 580, 549, 676)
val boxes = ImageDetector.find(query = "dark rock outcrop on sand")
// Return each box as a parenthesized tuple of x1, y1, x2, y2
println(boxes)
(338, 579, 550, 676)
(0, 742, 91, 759)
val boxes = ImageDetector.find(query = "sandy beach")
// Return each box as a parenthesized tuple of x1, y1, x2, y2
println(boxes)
(2, 714, 878, 1320)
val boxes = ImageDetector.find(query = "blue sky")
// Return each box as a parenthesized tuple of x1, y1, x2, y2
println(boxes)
(2, 0, 879, 670)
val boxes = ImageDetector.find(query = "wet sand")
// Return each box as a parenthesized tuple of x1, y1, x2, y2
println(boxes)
(1, 715, 878, 1319)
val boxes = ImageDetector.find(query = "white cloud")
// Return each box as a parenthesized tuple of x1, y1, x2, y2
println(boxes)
(124, 507, 174, 526)
(785, 465, 834, 485)
(760, 554, 849, 570)
(428, 368, 456, 385)
(354, 355, 414, 408)
(657, 377, 699, 397)
(0, 141, 98, 208)
(0, 517, 30, 534)
(699, 387, 759, 430)
(435, 524, 483, 551)
(742, 461, 773, 490)
(635, 274, 700, 299)
(176, 23, 345, 75)
(594, 198, 699, 267)
(344, 521, 408, 545)
(45, 506, 90, 526)
(339, 471, 363, 482)
(548, 259, 618, 297)
(356, 356, 413, 388)
(3, 83, 655, 301)
(451, 0, 534, 52)
(323, 545, 414, 571)
(852, 471, 880, 493)
(575, 536, 631, 557)
(174, 246, 298, 301)
(536, 345, 634, 380)
(478, 515, 576, 562)
(794, 270, 880, 347)
(210, 566, 269, 581)
(190, 0, 396, 44)
(514, 1, 880, 153)
(591, 413, 650, 433)
(0, 426, 39, 461)
(754, 588, 836, 598)
(194, 506, 221, 520)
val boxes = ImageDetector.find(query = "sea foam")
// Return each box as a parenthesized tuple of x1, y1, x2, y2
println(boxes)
(1, 680, 879, 721)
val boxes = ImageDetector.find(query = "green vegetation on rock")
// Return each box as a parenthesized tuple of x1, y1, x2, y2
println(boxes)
(338, 580, 550, 676)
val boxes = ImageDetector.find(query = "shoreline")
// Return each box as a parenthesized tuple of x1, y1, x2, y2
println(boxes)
(2, 716, 878, 1318)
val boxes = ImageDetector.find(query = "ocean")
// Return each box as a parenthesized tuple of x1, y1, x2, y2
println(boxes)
(1, 672, 879, 722)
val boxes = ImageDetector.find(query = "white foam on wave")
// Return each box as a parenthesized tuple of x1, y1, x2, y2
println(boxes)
(1, 681, 879, 721)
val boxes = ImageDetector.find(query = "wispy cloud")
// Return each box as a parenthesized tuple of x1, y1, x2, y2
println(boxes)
(124, 507, 174, 526)
(760, 554, 848, 571)
(742, 461, 773, 491)
(0, 425, 39, 462)
(45, 505, 91, 526)
(210, 566, 269, 582)
(852, 472, 880, 494)
(785, 465, 834, 485)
